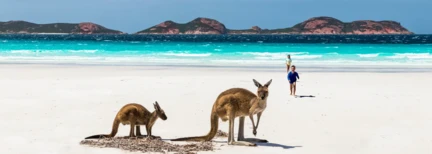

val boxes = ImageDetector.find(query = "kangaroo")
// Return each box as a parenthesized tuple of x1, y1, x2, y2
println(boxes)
(171, 79, 272, 146)
(85, 101, 167, 139)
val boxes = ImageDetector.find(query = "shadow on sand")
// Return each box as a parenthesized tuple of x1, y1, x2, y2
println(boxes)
(200, 139, 302, 149)
(295, 95, 315, 98)
(256, 142, 302, 149)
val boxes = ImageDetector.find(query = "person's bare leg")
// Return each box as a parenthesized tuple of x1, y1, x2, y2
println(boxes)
(289, 83, 293, 95)
(293, 82, 297, 96)
(286, 65, 290, 73)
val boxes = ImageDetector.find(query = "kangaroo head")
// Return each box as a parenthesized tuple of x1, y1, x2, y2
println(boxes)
(154, 101, 167, 120)
(253, 79, 272, 100)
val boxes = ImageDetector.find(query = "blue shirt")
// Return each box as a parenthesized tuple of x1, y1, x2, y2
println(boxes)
(288, 71, 299, 82)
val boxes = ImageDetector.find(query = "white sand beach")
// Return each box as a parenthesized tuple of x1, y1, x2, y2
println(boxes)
(0, 64, 431, 154)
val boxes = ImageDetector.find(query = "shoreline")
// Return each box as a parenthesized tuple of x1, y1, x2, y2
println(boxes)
(1, 63, 432, 72)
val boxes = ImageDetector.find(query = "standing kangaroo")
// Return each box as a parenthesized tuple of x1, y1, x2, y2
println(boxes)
(85, 101, 167, 139)
(171, 79, 272, 146)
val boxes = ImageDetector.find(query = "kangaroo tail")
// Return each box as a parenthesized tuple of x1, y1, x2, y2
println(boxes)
(171, 111, 219, 142)
(85, 118, 120, 139)
(85, 134, 111, 139)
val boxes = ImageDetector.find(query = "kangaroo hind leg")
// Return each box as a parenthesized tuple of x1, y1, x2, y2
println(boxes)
(128, 114, 137, 138)
(228, 114, 256, 146)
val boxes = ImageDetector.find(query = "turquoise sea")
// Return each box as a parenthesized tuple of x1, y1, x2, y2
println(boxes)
(1, 35, 432, 67)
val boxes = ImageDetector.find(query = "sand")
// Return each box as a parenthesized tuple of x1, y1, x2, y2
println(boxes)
(0, 64, 431, 154)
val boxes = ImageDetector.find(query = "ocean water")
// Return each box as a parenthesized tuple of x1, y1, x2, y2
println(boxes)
(1, 34, 432, 67)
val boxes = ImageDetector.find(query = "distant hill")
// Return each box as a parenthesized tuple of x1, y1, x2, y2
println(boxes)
(137, 16, 413, 35)
(0, 16, 413, 35)
(0, 21, 123, 34)
(136, 18, 227, 34)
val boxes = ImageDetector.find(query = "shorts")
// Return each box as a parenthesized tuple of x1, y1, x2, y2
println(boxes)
(289, 80, 296, 84)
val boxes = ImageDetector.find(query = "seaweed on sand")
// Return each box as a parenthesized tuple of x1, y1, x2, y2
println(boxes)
(80, 137, 214, 154)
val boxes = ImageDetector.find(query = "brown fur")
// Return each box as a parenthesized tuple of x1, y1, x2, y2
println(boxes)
(85, 101, 167, 139)
(171, 79, 272, 146)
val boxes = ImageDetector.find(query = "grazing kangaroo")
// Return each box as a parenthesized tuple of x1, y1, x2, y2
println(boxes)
(85, 101, 167, 139)
(171, 79, 272, 146)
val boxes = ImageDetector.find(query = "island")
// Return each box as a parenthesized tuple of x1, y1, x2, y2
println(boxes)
(0, 21, 123, 34)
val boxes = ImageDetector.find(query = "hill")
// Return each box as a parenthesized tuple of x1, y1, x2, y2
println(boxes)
(137, 16, 413, 34)
(0, 21, 123, 34)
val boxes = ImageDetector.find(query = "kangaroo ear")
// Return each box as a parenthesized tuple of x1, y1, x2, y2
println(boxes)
(264, 79, 272, 87)
(155, 101, 161, 110)
(154, 102, 158, 110)
(253, 79, 262, 87)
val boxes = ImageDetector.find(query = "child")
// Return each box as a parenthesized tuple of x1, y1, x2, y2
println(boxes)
(287, 65, 299, 96)
(286, 54, 292, 73)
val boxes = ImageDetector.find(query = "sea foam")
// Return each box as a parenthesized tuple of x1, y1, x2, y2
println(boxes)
(357, 53, 380, 58)
(387, 53, 432, 59)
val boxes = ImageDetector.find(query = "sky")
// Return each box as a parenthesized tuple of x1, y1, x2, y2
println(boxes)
(0, 0, 430, 34)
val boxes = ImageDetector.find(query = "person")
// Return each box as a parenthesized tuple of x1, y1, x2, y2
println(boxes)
(286, 54, 292, 73)
(287, 65, 299, 96)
